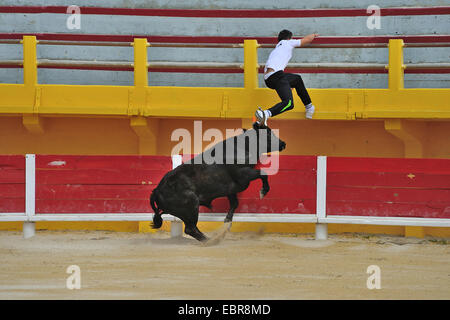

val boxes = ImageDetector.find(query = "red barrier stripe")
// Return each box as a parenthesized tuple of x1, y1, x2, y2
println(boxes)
(235, 198, 315, 214)
(327, 201, 450, 218)
(0, 6, 449, 17)
(328, 186, 450, 203)
(404, 68, 450, 74)
(199, 198, 315, 214)
(285, 68, 387, 74)
(0, 170, 25, 184)
(35, 198, 316, 214)
(327, 157, 450, 174)
(326, 157, 450, 219)
(36, 184, 156, 200)
(248, 171, 316, 185)
(36, 169, 169, 185)
(0, 184, 25, 198)
(239, 185, 315, 200)
(35, 183, 315, 202)
(36, 167, 315, 185)
(328, 172, 450, 189)
(30, 155, 317, 214)
(35, 189, 316, 214)
(259, 155, 317, 170)
(0, 155, 25, 169)
(0, 199, 25, 213)
(0, 156, 25, 212)
(36, 199, 152, 213)
(1, 33, 449, 44)
(36, 155, 172, 170)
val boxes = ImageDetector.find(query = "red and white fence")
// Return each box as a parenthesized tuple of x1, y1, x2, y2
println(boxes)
(0, 154, 449, 239)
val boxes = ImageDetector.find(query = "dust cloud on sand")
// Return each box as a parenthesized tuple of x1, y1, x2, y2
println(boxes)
(0, 230, 449, 299)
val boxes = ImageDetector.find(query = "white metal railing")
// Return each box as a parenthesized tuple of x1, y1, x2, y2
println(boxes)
(1, 38, 450, 73)
(1, 154, 449, 239)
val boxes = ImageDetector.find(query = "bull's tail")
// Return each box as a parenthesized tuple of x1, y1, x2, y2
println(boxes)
(150, 189, 163, 229)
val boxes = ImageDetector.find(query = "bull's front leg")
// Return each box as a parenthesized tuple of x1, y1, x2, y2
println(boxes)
(258, 170, 270, 199)
(224, 193, 238, 223)
(232, 167, 270, 199)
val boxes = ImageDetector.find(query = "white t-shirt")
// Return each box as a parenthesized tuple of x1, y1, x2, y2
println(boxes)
(264, 39, 302, 80)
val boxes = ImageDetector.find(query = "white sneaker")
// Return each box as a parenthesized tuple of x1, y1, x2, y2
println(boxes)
(255, 107, 267, 125)
(305, 105, 315, 119)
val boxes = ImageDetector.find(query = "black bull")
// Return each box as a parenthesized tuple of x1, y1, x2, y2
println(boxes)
(150, 122, 286, 241)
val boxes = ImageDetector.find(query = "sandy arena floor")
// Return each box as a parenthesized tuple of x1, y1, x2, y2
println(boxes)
(0, 229, 448, 300)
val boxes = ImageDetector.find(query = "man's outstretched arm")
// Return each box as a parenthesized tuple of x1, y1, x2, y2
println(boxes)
(300, 33, 319, 46)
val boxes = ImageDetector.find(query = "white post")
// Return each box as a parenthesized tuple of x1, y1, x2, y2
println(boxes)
(170, 154, 184, 238)
(170, 220, 183, 238)
(315, 156, 328, 240)
(23, 222, 35, 239)
(24, 154, 36, 238)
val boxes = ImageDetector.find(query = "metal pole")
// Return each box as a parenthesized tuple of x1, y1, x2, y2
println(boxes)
(170, 155, 184, 238)
(24, 154, 36, 238)
(315, 156, 328, 240)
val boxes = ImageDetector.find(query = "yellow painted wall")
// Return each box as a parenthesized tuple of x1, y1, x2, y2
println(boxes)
(2, 117, 450, 159)
(0, 116, 138, 155)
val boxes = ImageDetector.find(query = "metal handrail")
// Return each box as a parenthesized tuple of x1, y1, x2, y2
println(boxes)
(1, 59, 449, 70)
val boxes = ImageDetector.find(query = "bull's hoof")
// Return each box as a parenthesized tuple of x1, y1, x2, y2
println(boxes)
(260, 188, 269, 199)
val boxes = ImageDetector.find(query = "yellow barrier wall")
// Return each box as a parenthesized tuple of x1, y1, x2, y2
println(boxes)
(1, 117, 448, 159)
(1, 37, 449, 237)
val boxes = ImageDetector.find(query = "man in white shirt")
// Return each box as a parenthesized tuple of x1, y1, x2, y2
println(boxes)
(255, 30, 319, 125)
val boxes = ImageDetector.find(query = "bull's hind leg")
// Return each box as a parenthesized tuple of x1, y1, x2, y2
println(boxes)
(169, 191, 208, 242)
(184, 223, 208, 242)
(183, 208, 207, 242)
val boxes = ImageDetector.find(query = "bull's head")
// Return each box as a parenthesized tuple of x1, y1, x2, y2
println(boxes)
(252, 122, 286, 153)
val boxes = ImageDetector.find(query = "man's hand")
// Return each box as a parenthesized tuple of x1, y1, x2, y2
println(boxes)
(301, 33, 319, 46)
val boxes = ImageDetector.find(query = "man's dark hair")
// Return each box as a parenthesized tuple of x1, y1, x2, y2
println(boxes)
(278, 29, 293, 42)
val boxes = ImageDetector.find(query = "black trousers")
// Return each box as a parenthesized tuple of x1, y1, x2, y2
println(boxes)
(264, 71, 312, 117)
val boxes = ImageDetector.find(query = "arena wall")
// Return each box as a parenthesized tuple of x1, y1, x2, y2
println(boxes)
(0, 1, 449, 237)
